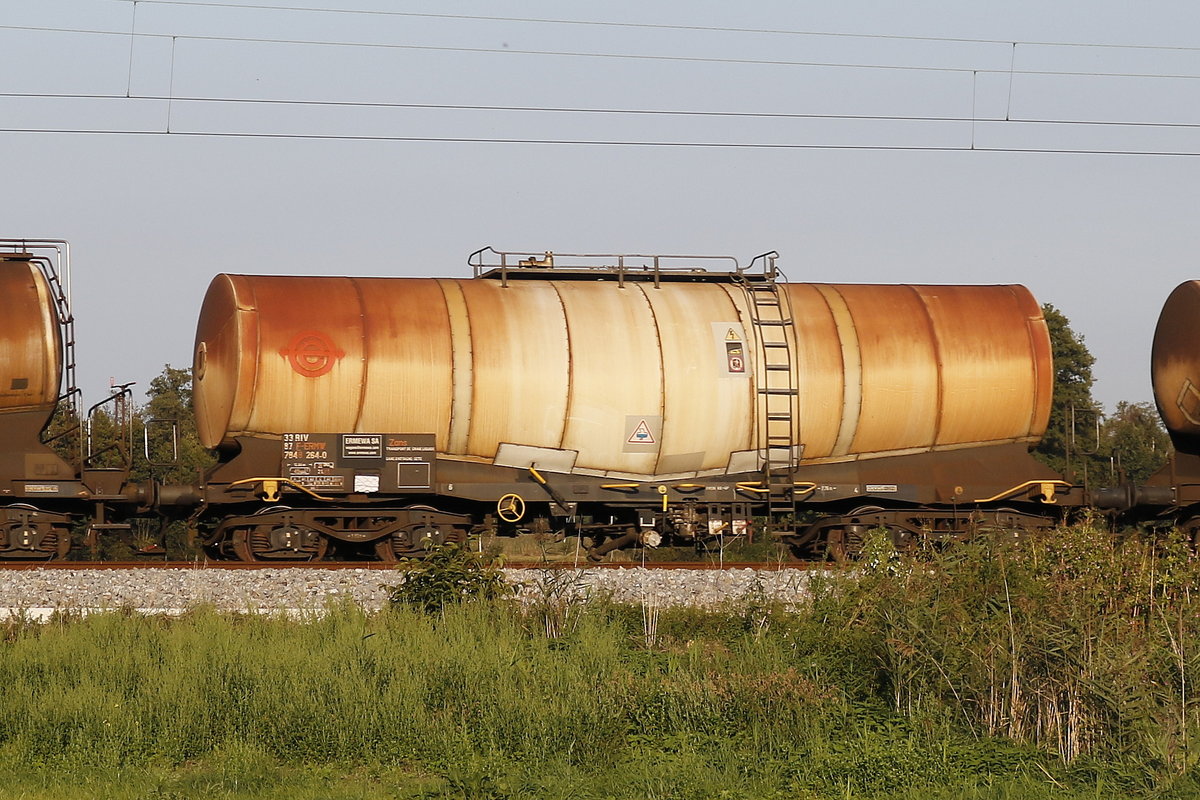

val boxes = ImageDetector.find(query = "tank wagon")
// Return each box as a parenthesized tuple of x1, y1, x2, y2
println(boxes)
(1112, 279, 1200, 536)
(0, 241, 146, 559)
(188, 249, 1080, 561)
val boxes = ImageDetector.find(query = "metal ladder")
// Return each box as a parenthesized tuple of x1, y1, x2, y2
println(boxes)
(740, 252, 799, 535)
(40, 253, 79, 420)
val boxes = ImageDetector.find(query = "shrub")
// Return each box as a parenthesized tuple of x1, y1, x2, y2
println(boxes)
(387, 543, 511, 613)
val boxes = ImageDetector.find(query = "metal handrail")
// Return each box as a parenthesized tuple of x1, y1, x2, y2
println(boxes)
(469, 245, 742, 277)
(743, 250, 781, 279)
(84, 383, 136, 470)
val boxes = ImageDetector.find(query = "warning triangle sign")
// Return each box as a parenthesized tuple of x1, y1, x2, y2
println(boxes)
(627, 419, 656, 444)
(725, 327, 740, 341)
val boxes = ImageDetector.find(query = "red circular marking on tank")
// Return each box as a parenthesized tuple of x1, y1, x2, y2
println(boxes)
(279, 331, 345, 378)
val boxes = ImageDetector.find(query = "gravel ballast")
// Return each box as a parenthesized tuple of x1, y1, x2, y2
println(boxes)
(0, 567, 817, 618)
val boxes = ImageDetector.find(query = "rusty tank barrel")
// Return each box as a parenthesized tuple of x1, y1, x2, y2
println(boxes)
(1152, 280, 1200, 455)
(0, 255, 62, 422)
(193, 273, 1052, 479)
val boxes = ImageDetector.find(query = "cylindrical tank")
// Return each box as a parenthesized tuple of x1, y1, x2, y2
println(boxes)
(193, 274, 1052, 479)
(0, 257, 62, 422)
(1152, 280, 1200, 454)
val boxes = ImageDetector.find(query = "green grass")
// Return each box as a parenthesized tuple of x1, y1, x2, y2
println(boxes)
(3, 523, 1200, 797)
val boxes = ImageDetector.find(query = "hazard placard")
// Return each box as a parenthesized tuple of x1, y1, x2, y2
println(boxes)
(725, 341, 745, 373)
(627, 419, 656, 444)
(712, 322, 750, 378)
(623, 415, 662, 452)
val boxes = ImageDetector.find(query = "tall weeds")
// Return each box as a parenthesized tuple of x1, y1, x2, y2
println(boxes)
(823, 522, 1200, 774)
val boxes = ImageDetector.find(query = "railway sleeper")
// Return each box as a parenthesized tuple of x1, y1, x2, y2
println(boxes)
(210, 506, 472, 562)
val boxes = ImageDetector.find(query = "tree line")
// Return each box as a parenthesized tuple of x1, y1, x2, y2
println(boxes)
(1034, 304, 1170, 485)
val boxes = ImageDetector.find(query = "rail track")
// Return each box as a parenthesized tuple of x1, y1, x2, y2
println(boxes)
(0, 560, 815, 571)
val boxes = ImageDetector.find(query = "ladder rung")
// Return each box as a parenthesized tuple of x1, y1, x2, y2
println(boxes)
(765, 364, 791, 371)
(755, 319, 793, 326)
(762, 341, 789, 348)
(766, 413, 792, 421)
(759, 388, 798, 396)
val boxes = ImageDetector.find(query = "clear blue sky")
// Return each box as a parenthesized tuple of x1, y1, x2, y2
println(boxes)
(5, 0, 1200, 413)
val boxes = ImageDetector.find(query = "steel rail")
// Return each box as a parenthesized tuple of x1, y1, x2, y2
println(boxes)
(0, 560, 819, 571)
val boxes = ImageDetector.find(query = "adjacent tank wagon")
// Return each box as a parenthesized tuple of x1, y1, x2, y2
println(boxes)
(0, 242, 144, 559)
(1124, 280, 1200, 534)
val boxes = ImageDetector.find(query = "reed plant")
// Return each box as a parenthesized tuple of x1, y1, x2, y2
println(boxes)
(809, 520, 1200, 779)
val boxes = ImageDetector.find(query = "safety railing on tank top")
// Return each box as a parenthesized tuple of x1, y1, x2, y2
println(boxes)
(469, 246, 752, 288)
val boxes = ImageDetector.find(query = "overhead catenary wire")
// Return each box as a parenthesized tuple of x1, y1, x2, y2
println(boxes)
(1, 126, 1199, 159)
(109, 0, 1200, 56)
(7, 21, 1200, 81)
(6, 91, 1200, 133)
(0, 23, 992, 76)
(5, 5, 1200, 156)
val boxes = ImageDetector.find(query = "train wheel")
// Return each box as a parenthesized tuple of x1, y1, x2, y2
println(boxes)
(46, 526, 72, 560)
(825, 528, 863, 562)
(825, 505, 885, 561)
(374, 533, 409, 563)
(374, 535, 415, 563)
(972, 508, 1025, 541)
(0, 506, 72, 561)
(229, 525, 328, 562)
(374, 524, 468, 562)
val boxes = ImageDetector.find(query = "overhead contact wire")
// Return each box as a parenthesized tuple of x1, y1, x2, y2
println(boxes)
(9, 22, 1200, 80)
